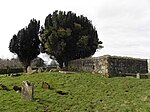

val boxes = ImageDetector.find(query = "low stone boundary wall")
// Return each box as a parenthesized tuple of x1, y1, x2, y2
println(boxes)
(0, 68, 23, 74)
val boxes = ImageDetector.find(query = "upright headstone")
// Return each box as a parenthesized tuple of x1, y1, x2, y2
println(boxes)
(136, 73, 140, 79)
(27, 66, 32, 74)
(22, 81, 34, 100)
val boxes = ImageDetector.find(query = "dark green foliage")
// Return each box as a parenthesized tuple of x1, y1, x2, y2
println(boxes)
(9, 19, 40, 72)
(40, 10, 103, 68)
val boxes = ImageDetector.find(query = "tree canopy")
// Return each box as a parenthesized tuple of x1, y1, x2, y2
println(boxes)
(9, 19, 40, 72)
(40, 10, 103, 68)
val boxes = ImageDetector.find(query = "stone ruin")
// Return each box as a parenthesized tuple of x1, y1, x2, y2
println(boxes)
(68, 55, 148, 77)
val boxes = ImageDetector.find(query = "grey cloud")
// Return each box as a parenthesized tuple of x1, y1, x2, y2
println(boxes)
(94, 0, 150, 58)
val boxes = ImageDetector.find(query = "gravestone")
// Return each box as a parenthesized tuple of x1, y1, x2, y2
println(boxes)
(42, 82, 50, 89)
(38, 67, 43, 73)
(136, 73, 140, 79)
(22, 81, 34, 100)
(27, 66, 32, 74)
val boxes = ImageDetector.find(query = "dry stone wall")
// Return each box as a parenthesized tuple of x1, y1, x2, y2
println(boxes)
(107, 56, 148, 76)
(68, 55, 148, 77)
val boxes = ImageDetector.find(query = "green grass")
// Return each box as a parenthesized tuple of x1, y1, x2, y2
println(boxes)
(0, 72, 150, 112)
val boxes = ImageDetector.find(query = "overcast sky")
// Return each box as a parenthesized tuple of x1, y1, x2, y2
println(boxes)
(0, 0, 150, 60)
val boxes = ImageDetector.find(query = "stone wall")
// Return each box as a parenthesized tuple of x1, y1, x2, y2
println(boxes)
(68, 55, 148, 77)
(0, 68, 23, 74)
(107, 56, 148, 76)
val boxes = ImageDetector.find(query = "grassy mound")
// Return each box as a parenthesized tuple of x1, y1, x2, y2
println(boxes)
(0, 72, 150, 112)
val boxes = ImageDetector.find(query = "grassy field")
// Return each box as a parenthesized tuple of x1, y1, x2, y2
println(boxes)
(0, 72, 150, 112)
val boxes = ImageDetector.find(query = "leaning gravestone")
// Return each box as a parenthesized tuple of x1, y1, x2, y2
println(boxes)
(38, 67, 43, 73)
(22, 81, 34, 100)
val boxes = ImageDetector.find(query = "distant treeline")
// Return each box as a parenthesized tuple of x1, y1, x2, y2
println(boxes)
(0, 57, 45, 69)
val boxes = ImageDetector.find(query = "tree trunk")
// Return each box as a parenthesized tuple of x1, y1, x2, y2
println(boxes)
(58, 61, 63, 69)
(23, 65, 28, 73)
(22, 60, 31, 73)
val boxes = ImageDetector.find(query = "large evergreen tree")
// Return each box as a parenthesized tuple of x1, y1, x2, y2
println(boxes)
(40, 10, 103, 68)
(9, 19, 40, 72)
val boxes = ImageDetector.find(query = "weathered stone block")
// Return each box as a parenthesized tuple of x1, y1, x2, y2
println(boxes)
(22, 81, 34, 100)
(42, 82, 50, 89)
(27, 66, 32, 74)
(38, 67, 44, 73)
